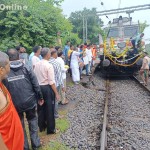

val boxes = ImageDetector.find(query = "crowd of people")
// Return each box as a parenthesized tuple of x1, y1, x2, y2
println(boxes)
(0, 42, 98, 150)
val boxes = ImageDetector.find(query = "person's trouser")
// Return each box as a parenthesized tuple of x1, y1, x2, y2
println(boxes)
(18, 107, 40, 150)
(85, 64, 89, 75)
(65, 56, 69, 65)
(38, 85, 55, 134)
(88, 61, 91, 73)
(131, 40, 138, 54)
(55, 86, 61, 118)
(60, 79, 66, 103)
(79, 67, 83, 76)
(68, 60, 72, 77)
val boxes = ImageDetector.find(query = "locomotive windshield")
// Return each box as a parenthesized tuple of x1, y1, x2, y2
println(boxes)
(124, 26, 139, 38)
(108, 26, 138, 38)
(107, 28, 119, 38)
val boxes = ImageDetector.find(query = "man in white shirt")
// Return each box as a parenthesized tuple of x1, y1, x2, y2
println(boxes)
(56, 52, 69, 104)
(31, 46, 41, 69)
(86, 45, 92, 73)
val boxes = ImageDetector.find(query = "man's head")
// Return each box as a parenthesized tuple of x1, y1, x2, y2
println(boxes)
(77, 44, 80, 48)
(67, 41, 70, 46)
(7, 49, 19, 61)
(87, 44, 91, 49)
(140, 33, 144, 38)
(51, 50, 58, 59)
(70, 45, 74, 50)
(0, 51, 10, 81)
(55, 46, 61, 52)
(20, 47, 26, 53)
(33, 46, 41, 56)
(41, 48, 51, 60)
(58, 51, 63, 58)
(80, 45, 84, 50)
(16, 46, 21, 52)
(84, 42, 87, 46)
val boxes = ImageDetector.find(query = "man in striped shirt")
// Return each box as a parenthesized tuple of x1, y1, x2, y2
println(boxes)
(49, 50, 64, 118)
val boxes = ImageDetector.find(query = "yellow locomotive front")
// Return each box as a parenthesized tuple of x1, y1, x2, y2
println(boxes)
(98, 16, 145, 76)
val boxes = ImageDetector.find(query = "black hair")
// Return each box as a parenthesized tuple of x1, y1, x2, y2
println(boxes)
(33, 46, 40, 53)
(80, 45, 84, 49)
(58, 52, 63, 57)
(55, 46, 61, 51)
(7, 49, 19, 61)
(51, 50, 57, 56)
(16, 46, 21, 51)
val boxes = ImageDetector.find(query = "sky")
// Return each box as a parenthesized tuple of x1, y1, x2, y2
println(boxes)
(61, 0, 150, 24)
(61, 0, 150, 42)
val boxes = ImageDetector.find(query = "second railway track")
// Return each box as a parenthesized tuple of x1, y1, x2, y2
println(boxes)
(100, 76, 150, 150)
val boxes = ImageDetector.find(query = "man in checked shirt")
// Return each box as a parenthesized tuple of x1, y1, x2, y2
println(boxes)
(49, 50, 65, 118)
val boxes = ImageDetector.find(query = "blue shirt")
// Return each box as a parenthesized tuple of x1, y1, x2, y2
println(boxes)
(63, 45, 70, 57)
(79, 49, 83, 60)
(133, 34, 142, 46)
(29, 52, 42, 61)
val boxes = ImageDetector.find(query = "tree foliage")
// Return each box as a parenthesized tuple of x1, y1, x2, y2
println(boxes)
(69, 8, 103, 44)
(139, 21, 149, 33)
(0, 0, 76, 52)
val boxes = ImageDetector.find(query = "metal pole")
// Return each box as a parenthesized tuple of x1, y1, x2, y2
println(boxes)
(83, 16, 85, 43)
(129, 13, 131, 25)
(85, 17, 87, 42)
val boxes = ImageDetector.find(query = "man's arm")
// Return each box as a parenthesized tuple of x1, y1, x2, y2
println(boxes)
(48, 64, 60, 100)
(135, 35, 141, 46)
(63, 46, 66, 56)
(27, 68, 43, 100)
(0, 133, 8, 150)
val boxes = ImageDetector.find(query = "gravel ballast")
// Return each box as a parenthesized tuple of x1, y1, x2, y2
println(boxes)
(61, 74, 105, 150)
(107, 79, 150, 150)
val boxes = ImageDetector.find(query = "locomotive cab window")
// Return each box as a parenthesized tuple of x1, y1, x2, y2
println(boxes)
(124, 26, 139, 38)
(107, 28, 119, 38)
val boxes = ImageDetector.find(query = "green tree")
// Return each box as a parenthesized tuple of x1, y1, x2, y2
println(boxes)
(0, 0, 74, 52)
(139, 21, 149, 33)
(69, 8, 103, 44)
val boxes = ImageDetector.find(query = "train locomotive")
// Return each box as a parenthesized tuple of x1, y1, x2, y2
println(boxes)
(98, 16, 145, 76)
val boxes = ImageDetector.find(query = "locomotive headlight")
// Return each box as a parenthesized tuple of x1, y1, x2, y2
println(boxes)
(102, 59, 110, 67)
(117, 42, 126, 49)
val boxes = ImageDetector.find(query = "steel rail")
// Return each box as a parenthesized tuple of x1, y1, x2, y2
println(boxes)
(100, 79, 110, 150)
(132, 75, 150, 93)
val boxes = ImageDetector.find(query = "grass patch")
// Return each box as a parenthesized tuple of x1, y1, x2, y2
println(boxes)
(67, 81, 74, 87)
(39, 141, 70, 150)
(56, 117, 70, 133)
(49, 141, 70, 150)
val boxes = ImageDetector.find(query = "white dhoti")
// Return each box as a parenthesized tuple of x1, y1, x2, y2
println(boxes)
(70, 51, 80, 82)
(71, 67, 80, 82)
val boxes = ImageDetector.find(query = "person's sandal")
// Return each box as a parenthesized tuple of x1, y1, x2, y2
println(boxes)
(61, 99, 69, 105)
(54, 128, 60, 134)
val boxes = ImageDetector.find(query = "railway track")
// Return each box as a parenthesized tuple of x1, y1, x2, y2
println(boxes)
(132, 75, 150, 94)
(100, 79, 110, 150)
(100, 76, 150, 150)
